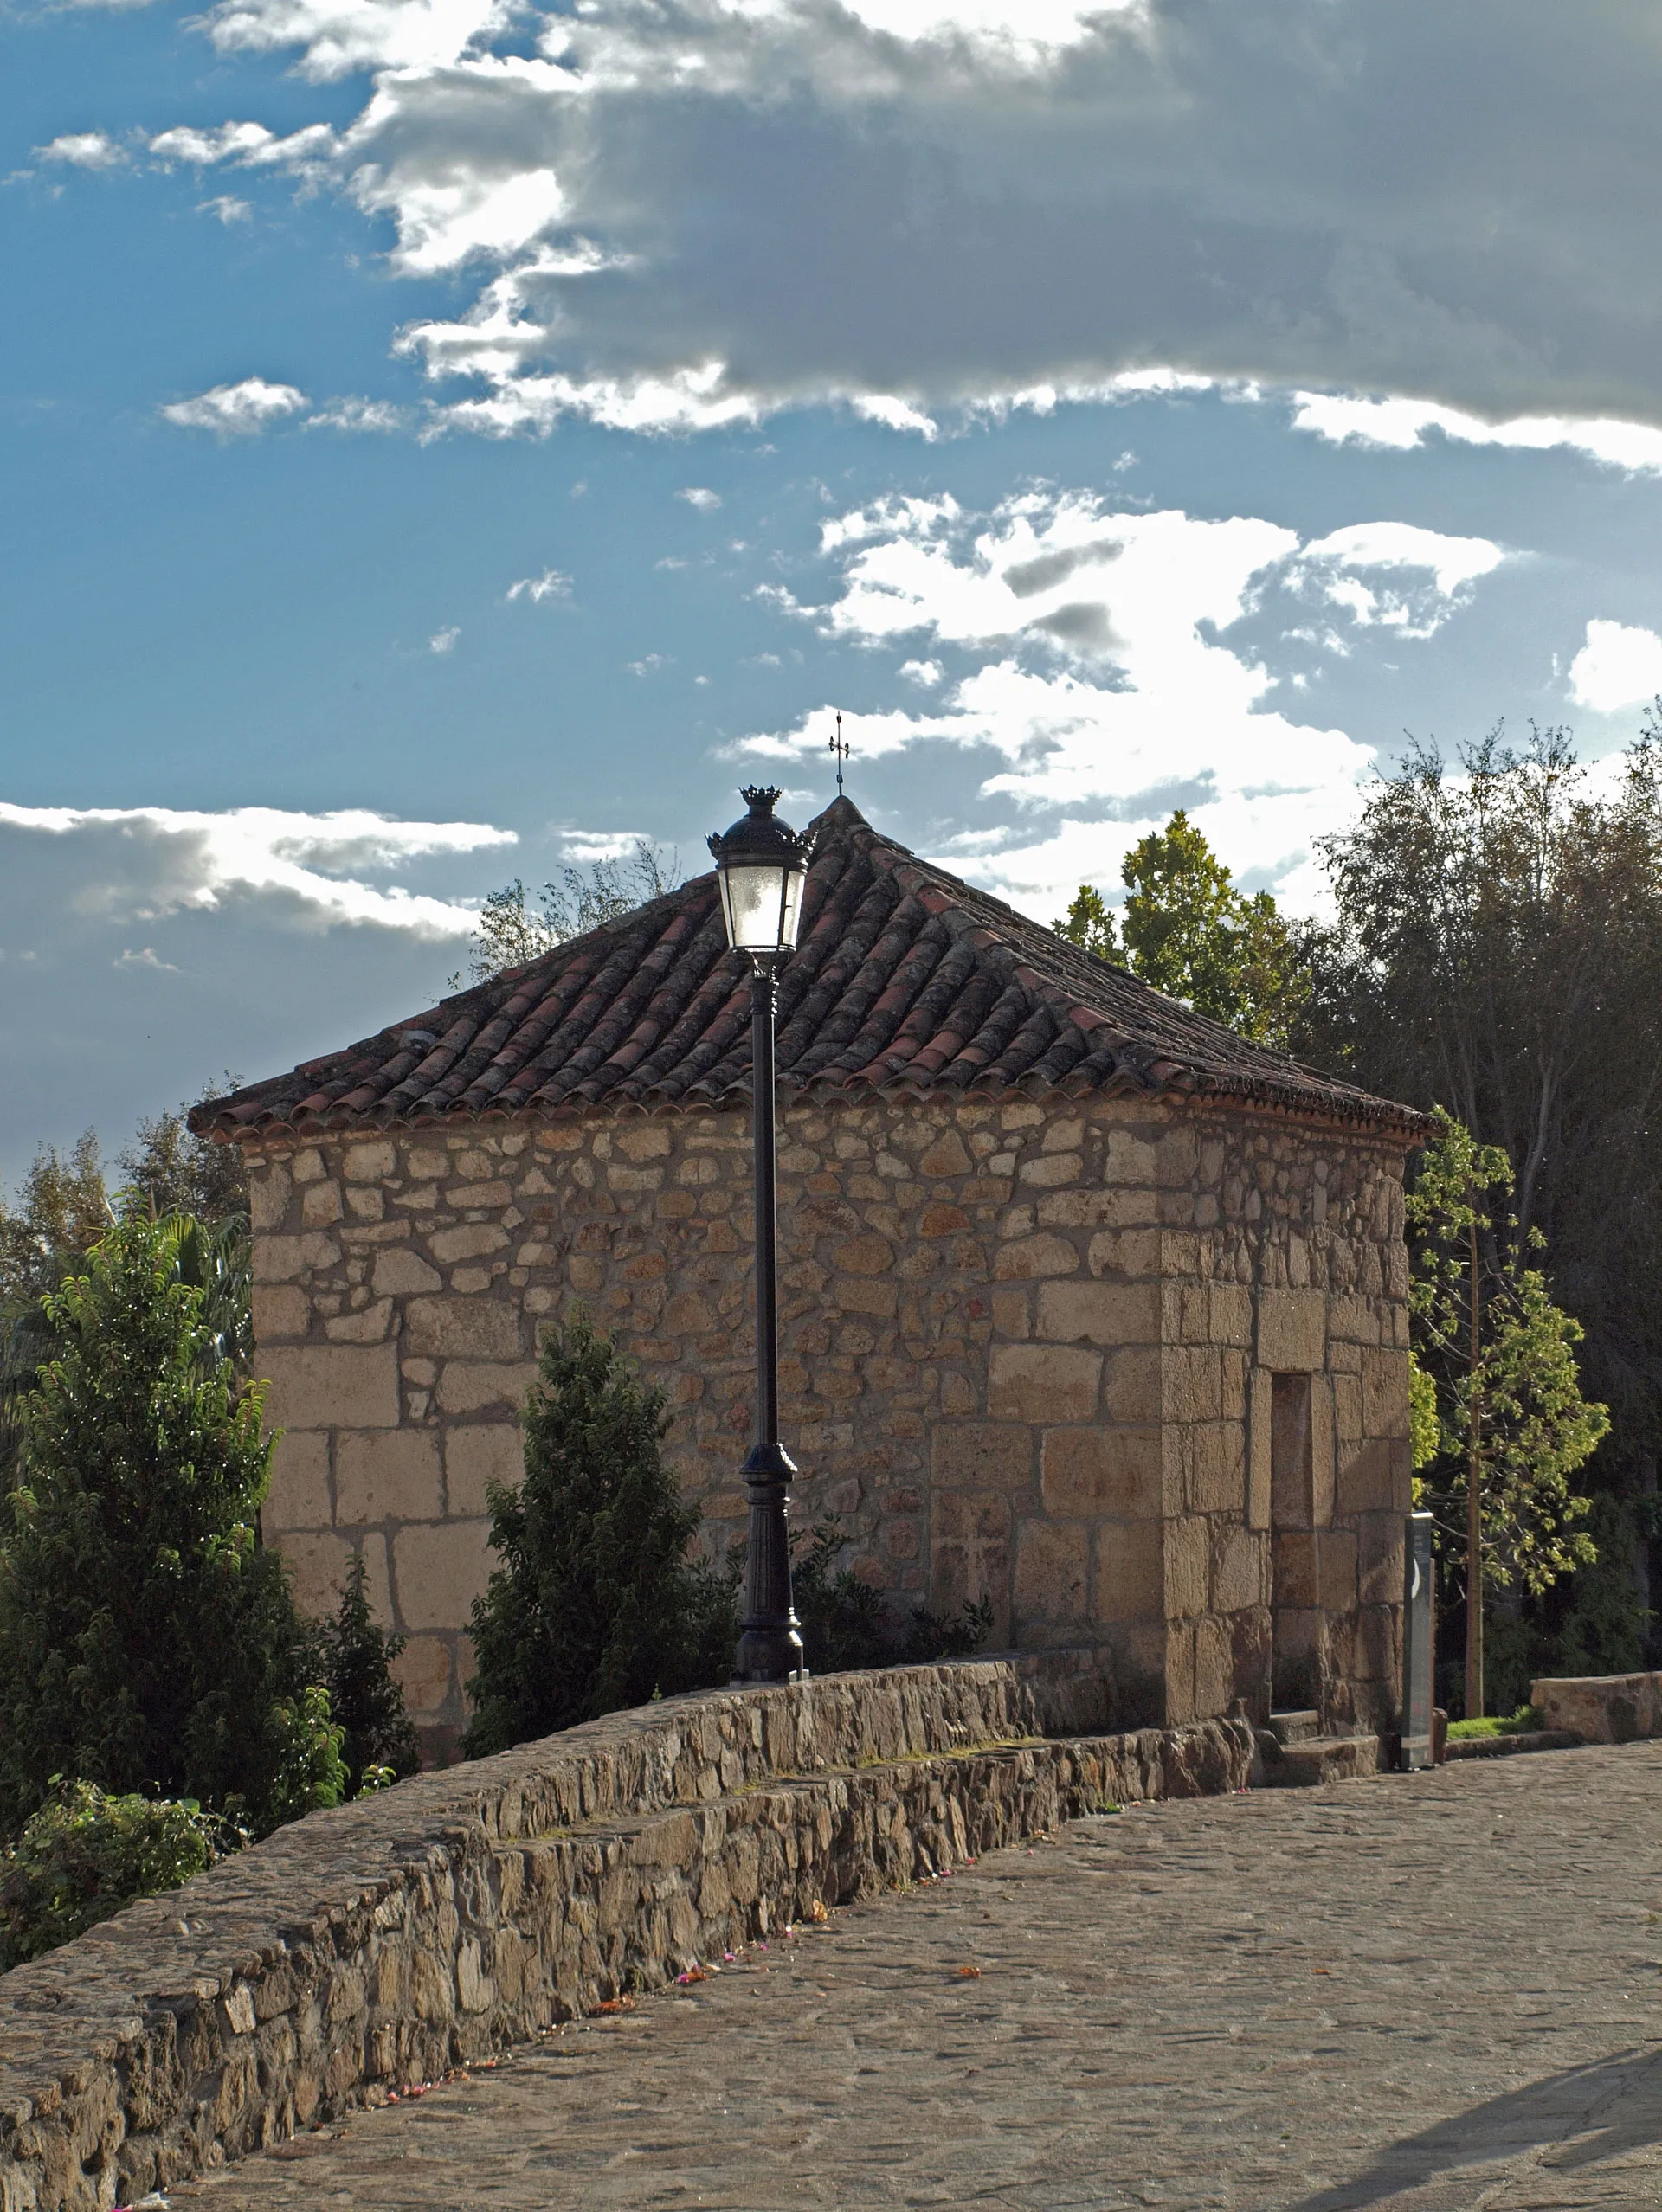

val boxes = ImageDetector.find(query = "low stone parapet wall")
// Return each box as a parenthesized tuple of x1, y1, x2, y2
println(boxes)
(0, 1662, 1252, 2212)
(1532, 1670, 1662, 1744)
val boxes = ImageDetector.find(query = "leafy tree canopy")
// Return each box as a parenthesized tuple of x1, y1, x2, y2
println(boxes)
(462, 1311, 731, 1755)
(460, 842, 682, 987)
(0, 1212, 306, 1836)
(1054, 810, 1308, 1048)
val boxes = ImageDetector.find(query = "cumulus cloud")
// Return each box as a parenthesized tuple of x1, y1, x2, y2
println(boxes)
(0, 803, 512, 937)
(36, 132, 129, 169)
(113, 946, 179, 971)
(159, 377, 308, 434)
(104, 1, 1662, 439)
(198, 195, 254, 222)
(677, 486, 721, 511)
(506, 566, 572, 602)
(428, 625, 461, 653)
(737, 489, 1508, 916)
(1568, 621, 1662, 715)
(1290, 393, 1662, 477)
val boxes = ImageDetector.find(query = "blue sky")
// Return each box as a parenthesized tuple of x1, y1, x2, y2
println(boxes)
(4, 0, 1662, 1173)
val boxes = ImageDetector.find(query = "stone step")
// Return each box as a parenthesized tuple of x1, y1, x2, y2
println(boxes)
(1253, 1730, 1384, 1788)
(1266, 1709, 1324, 1746)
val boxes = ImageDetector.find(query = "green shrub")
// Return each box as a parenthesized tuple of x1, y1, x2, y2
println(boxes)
(462, 1314, 734, 1756)
(0, 1780, 229, 1970)
(266, 1686, 348, 1826)
(0, 1212, 310, 1836)
(307, 1557, 421, 1794)
(789, 1519, 994, 1673)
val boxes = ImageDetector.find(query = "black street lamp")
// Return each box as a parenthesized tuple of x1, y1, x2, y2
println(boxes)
(708, 787, 813, 1684)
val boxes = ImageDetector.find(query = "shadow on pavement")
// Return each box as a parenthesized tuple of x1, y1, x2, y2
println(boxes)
(1283, 2046, 1662, 2209)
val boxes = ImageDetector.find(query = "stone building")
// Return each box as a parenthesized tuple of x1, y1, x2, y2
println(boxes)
(194, 799, 1421, 1757)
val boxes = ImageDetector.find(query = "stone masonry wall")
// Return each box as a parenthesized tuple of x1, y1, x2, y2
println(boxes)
(0, 1663, 1253, 2212)
(246, 1094, 1411, 1747)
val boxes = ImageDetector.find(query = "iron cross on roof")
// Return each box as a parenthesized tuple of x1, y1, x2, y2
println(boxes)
(828, 711, 850, 796)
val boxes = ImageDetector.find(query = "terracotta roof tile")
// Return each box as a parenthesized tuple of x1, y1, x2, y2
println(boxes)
(191, 799, 1420, 1141)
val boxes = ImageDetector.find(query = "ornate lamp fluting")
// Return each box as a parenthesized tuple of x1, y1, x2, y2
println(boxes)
(707, 787, 812, 1683)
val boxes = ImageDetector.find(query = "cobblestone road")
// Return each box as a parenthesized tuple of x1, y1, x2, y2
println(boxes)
(171, 1744, 1662, 2211)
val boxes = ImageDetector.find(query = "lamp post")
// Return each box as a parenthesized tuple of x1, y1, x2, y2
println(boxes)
(707, 787, 812, 1684)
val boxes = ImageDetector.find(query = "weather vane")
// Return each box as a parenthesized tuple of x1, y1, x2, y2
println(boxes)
(829, 711, 850, 797)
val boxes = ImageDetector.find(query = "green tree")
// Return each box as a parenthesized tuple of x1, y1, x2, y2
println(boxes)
(308, 1557, 421, 1794)
(118, 1082, 249, 1229)
(1408, 1109, 1609, 1717)
(1298, 722, 1662, 1673)
(462, 1313, 730, 1755)
(1054, 811, 1307, 1047)
(0, 1213, 311, 1836)
(0, 1130, 109, 1308)
(459, 843, 682, 987)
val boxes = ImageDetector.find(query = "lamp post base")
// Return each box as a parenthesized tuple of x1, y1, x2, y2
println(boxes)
(731, 1634, 808, 1687)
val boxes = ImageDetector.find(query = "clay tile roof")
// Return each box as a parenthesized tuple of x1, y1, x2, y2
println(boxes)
(190, 798, 1420, 1141)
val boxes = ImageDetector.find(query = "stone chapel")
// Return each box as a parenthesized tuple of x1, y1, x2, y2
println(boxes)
(193, 798, 1421, 1759)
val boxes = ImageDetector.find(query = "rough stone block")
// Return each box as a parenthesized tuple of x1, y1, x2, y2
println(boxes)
(436, 1362, 538, 1416)
(372, 1247, 443, 1297)
(336, 1431, 443, 1524)
(1193, 1611, 1235, 1717)
(265, 1430, 331, 1532)
(1085, 1226, 1162, 1276)
(1164, 1346, 1223, 1424)
(930, 1423, 1033, 1489)
(301, 1180, 344, 1227)
(248, 1163, 290, 1231)
(261, 1344, 400, 1430)
(1040, 1426, 1160, 1517)
(1257, 1289, 1327, 1372)
(392, 1635, 454, 1719)
(993, 1234, 1080, 1281)
(1319, 1528, 1360, 1612)
(395, 1520, 494, 1633)
(253, 1233, 340, 1283)
(834, 1234, 894, 1276)
(1335, 1437, 1399, 1517)
(1213, 1530, 1257, 1618)
(1208, 1284, 1253, 1347)
(989, 1344, 1100, 1424)
(1186, 1422, 1245, 1515)
(929, 1492, 1009, 1631)
(252, 1284, 311, 1342)
(430, 1224, 512, 1265)
(274, 1527, 356, 1616)
(325, 1298, 394, 1344)
(1362, 1346, 1410, 1440)
(343, 1139, 397, 1182)
(1105, 1347, 1162, 1426)
(1163, 1515, 1209, 1619)
(1272, 1530, 1319, 1608)
(405, 1296, 523, 1361)
(446, 1424, 525, 1516)
(1092, 1518, 1163, 1624)
(1247, 1367, 1272, 1531)
(1311, 1377, 1336, 1527)
(1034, 1280, 1161, 1347)
(1356, 1510, 1403, 1607)
(1012, 1519, 1088, 1628)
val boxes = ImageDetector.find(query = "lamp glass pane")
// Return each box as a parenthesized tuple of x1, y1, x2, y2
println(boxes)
(778, 865, 805, 949)
(722, 860, 790, 950)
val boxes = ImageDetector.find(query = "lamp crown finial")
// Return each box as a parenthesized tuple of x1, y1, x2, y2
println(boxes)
(741, 785, 781, 812)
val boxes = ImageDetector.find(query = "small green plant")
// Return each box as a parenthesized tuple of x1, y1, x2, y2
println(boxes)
(788, 1518, 994, 1674)
(267, 1687, 348, 1825)
(1446, 1703, 1543, 1741)
(307, 1557, 421, 1795)
(0, 1779, 231, 1970)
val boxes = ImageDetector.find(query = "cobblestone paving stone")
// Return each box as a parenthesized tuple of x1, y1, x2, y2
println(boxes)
(168, 1745, 1662, 2211)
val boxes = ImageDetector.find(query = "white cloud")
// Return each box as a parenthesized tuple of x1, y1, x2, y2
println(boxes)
(198, 195, 253, 222)
(428, 625, 461, 653)
(1290, 392, 1662, 478)
(0, 803, 513, 937)
(111, 3, 1662, 440)
(1568, 621, 1662, 715)
(113, 946, 178, 972)
(506, 567, 572, 602)
(35, 132, 128, 169)
(303, 395, 409, 431)
(159, 377, 308, 434)
(737, 488, 1509, 919)
(677, 486, 722, 511)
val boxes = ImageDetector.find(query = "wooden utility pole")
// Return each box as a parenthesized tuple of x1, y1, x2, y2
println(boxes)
(1465, 1211, 1484, 1721)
